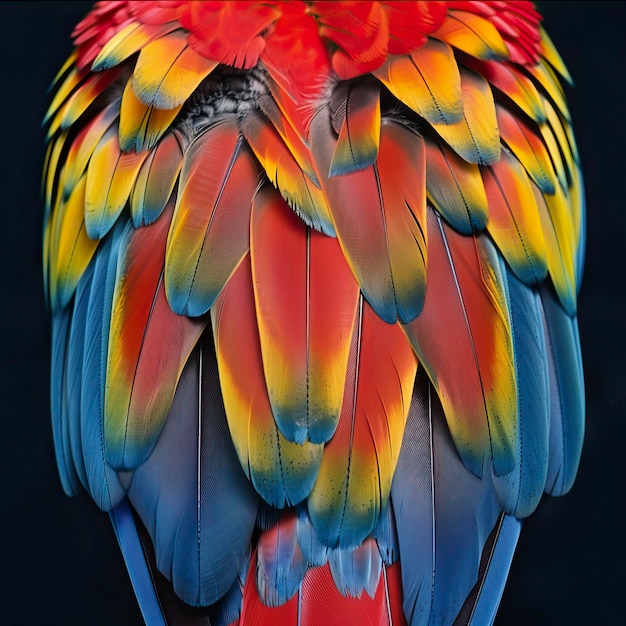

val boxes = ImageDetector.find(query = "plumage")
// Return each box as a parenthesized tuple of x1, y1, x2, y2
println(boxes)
(165, 118, 259, 317)
(44, 2, 585, 624)
(119, 78, 183, 153)
(424, 136, 489, 234)
(462, 57, 546, 124)
(92, 22, 180, 72)
(125, 331, 259, 606)
(50, 306, 81, 496)
(391, 369, 510, 626)
(85, 125, 149, 239)
(62, 102, 119, 198)
(329, 79, 382, 176)
(212, 253, 323, 508)
(131, 30, 218, 110)
(240, 110, 334, 236)
(433, 9, 508, 61)
(256, 511, 307, 607)
(104, 200, 207, 469)
(482, 148, 548, 284)
(311, 112, 429, 324)
(496, 104, 556, 194)
(308, 298, 418, 549)
(250, 185, 359, 445)
(540, 283, 585, 496)
(59, 66, 123, 131)
(403, 212, 517, 479)
(373, 39, 463, 126)
(80, 220, 127, 510)
(490, 262, 550, 516)
(130, 130, 184, 226)
(430, 67, 500, 166)
(51, 174, 99, 307)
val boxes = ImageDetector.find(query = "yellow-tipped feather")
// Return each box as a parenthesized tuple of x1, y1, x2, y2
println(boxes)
(431, 68, 500, 165)
(131, 30, 218, 110)
(373, 39, 463, 125)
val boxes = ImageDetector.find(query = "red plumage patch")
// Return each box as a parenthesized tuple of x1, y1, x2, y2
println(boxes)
(74, 1, 541, 81)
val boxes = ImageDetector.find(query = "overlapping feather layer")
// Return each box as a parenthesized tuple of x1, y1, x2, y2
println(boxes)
(44, 2, 584, 623)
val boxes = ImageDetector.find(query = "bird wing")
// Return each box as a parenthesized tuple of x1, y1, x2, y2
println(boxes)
(44, 2, 584, 624)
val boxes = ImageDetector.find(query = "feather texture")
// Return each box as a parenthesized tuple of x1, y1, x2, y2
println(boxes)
(329, 79, 381, 176)
(131, 30, 218, 110)
(430, 67, 500, 166)
(212, 254, 323, 508)
(240, 109, 333, 236)
(312, 112, 428, 324)
(404, 211, 517, 478)
(130, 130, 184, 226)
(482, 148, 548, 284)
(79, 221, 126, 510)
(373, 39, 463, 125)
(250, 185, 359, 445)
(390, 369, 501, 625)
(308, 297, 417, 549)
(165, 118, 258, 317)
(85, 125, 149, 239)
(105, 200, 207, 469)
(44, 3, 585, 623)
(127, 330, 259, 606)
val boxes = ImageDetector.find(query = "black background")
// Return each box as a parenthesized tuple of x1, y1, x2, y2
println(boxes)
(1, 2, 624, 624)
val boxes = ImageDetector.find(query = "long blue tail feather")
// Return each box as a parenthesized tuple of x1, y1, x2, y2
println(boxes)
(466, 515, 522, 626)
(110, 499, 167, 626)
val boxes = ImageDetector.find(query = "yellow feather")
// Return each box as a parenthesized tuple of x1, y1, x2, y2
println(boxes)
(131, 30, 218, 110)
(119, 79, 182, 152)
(85, 127, 149, 239)
(431, 68, 500, 165)
(64, 103, 119, 196)
(373, 38, 463, 124)
(45, 67, 81, 124)
(532, 184, 576, 315)
(54, 175, 99, 306)
(527, 59, 570, 123)
(539, 25, 573, 85)
(434, 10, 509, 60)
(541, 95, 576, 187)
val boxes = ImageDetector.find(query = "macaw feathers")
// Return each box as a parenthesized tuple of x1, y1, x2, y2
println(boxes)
(44, 2, 584, 624)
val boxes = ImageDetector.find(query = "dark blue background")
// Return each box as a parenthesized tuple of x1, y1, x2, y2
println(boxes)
(1, 2, 623, 624)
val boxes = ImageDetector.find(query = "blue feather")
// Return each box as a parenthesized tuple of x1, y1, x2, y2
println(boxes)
(492, 263, 550, 517)
(390, 370, 500, 625)
(373, 503, 399, 566)
(575, 167, 586, 292)
(296, 506, 328, 567)
(540, 284, 585, 495)
(126, 330, 259, 606)
(328, 541, 382, 599)
(256, 513, 307, 607)
(209, 555, 250, 626)
(467, 515, 522, 626)
(50, 307, 81, 496)
(66, 262, 94, 492)
(80, 222, 127, 510)
(109, 499, 166, 626)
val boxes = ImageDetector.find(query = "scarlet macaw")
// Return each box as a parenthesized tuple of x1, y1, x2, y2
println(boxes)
(43, 1, 585, 624)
